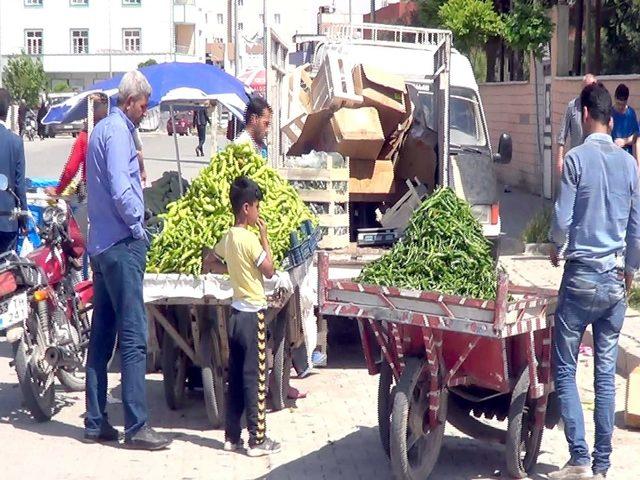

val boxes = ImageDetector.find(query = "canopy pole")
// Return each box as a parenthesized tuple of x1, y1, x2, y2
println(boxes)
(212, 102, 218, 155)
(169, 104, 184, 197)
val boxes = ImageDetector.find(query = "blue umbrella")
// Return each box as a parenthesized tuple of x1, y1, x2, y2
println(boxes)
(43, 61, 250, 125)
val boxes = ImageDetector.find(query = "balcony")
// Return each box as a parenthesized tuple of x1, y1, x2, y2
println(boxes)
(173, 1, 199, 24)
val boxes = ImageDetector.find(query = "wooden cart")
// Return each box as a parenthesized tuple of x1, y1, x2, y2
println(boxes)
(144, 258, 311, 427)
(317, 252, 560, 479)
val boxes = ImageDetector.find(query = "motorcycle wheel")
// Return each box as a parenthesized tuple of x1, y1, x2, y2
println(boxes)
(14, 340, 55, 422)
(57, 369, 85, 392)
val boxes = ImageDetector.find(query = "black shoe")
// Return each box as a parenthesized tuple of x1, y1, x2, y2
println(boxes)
(124, 425, 172, 451)
(247, 437, 281, 457)
(83, 422, 121, 443)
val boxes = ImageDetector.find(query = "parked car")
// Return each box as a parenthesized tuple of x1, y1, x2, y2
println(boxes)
(167, 113, 193, 136)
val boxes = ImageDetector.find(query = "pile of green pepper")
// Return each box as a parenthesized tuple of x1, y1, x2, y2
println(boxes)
(358, 187, 497, 300)
(147, 143, 316, 275)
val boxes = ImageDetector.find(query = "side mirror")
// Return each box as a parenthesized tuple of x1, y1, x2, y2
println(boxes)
(0, 174, 8, 192)
(493, 133, 513, 164)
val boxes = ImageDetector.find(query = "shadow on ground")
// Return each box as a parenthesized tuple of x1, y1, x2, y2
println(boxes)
(258, 426, 558, 480)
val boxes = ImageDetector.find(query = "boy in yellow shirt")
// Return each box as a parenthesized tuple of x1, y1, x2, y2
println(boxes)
(203, 176, 280, 457)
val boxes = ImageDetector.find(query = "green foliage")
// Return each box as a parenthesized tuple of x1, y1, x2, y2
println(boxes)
(417, 0, 447, 28)
(138, 58, 158, 69)
(628, 283, 640, 309)
(504, 0, 554, 59)
(437, 0, 504, 54)
(522, 207, 552, 244)
(51, 81, 73, 93)
(601, 0, 640, 74)
(1, 52, 47, 107)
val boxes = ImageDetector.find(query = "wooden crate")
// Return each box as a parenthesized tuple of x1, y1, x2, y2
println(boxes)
(279, 157, 350, 250)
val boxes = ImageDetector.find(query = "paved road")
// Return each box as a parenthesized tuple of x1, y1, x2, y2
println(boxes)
(23, 131, 227, 184)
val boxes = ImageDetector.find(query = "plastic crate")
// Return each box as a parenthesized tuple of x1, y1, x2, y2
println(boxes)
(282, 221, 321, 271)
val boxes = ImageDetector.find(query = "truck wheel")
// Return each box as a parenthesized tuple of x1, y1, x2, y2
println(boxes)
(378, 361, 395, 457)
(270, 310, 291, 411)
(200, 326, 226, 428)
(390, 357, 447, 480)
(505, 367, 544, 478)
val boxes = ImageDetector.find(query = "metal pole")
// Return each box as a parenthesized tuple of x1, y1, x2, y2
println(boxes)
(0, 0, 3, 88)
(108, 0, 112, 77)
(169, 104, 185, 196)
(349, 0, 352, 25)
(234, 0, 239, 76)
(370, 0, 375, 22)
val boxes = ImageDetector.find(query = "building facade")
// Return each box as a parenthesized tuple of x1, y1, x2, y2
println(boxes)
(0, 0, 210, 90)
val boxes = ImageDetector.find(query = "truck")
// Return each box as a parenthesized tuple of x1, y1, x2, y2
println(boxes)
(288, 23, 513, 254)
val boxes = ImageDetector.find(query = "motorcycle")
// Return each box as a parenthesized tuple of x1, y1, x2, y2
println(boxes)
(0, 174, 93, 421)
(24, 112, 36, 142)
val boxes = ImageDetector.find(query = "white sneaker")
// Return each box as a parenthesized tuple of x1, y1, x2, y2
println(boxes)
(223, 439, 244, 452)
(246, 437, 281, 457)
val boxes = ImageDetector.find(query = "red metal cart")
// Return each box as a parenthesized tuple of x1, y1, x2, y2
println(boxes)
(317, 252, 560, 479)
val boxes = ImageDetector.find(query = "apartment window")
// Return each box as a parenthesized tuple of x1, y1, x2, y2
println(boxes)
(25, 30, 43, 55)
(122, 0, 140, 5)
(238, 22, 243, 31)
(214, 37, 224, 43)
(217, 13, 223, 24)
(70, 0, 88, 5)
(238, 0, 243, 5)
(71, 29, 89, 54)
(123, 29, 141, 52)
(274, 13, 281, 24)
(24, 0, 43, 6)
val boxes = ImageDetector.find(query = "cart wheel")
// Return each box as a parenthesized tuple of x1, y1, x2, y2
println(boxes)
(161, 310, 189, 410)
(505, 367, 544, 479)
(270, 312, 291, 411)
(378, 361, 395, 457)
(390, 357, 447, 480)
(447, 393, 506, 444)
(200, 326, 226, 428)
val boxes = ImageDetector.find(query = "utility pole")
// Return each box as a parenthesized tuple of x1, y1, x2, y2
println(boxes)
(349, 0, 352, 25)
(263, 0, 268, 101)
(108, 0, 112, 76)
(234, 0, 240, 76)
(370, 0, 375, 22)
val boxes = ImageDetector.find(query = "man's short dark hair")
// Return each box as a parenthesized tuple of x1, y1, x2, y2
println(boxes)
(230, 176, 263, 216)
(0, 88, 11, 121)
(244, 95, 272, 125)
(580, 83, 612, 126)
(615, 83, 630, 102)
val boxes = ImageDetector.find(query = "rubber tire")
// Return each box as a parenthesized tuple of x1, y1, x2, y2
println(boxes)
(14, 340, 55, 422)
(161, 317, 188, 410)
(390, 357, 447, 480)
(200, 326, 226, 428)
(56, 369, 85, 392)
(505, 367, 544, 479)
(447, 393, 506, 444)
(378, 361, 394, 457)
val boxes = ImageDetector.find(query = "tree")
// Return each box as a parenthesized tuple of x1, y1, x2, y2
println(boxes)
(600, 0, 640, 74)
(503, 0, 554, 60)
(1, 52, 47, 107)
(437, 0, 504, 79)
(138, 58, 158, 69)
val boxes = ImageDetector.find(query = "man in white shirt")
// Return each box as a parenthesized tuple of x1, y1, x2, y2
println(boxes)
(234, 96, 272, 159)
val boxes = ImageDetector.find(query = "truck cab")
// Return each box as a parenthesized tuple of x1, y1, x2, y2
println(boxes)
(309, 24, 512, 249)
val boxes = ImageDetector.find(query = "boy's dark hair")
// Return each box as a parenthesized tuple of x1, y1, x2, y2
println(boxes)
(0, 88, 11, 121)
(244, 95, 272, 125)
(230, 176, 263, 216)
(615, 83, 630, 102)
(580, 83, 612, 125)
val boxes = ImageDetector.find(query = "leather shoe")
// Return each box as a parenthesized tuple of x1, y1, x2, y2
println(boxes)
(83, 422, 120, 443)
(124, 425, 172, 451)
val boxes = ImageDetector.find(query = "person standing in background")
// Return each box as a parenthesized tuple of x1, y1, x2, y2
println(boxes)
(611, 83, 640, 163)
(0, 89, 27, 253)
(556, 74, 598, 178)
(194, 103, 211, 157)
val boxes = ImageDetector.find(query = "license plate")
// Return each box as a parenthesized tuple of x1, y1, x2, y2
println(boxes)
(0, 292, 28, 330)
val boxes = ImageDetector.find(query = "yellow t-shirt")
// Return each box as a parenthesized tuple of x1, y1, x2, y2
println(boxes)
(214, 227, 267, 311)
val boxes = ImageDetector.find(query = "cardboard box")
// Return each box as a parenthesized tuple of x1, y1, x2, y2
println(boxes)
(353, 64, 410, 137)
(287, 107, 385, 160)
(350, 159, 395, 195)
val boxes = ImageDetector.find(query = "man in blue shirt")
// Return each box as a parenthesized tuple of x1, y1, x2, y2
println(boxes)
(549, 83, 640, 479)
(611, 83, 639, 159)
(84, 71, 171, 450)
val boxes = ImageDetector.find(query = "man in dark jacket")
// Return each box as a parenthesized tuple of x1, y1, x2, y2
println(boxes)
(193, 104, 211, 157)
(0, 89, 27, 253)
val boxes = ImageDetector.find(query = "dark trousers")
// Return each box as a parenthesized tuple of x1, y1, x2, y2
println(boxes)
(0, 231, 17, 254)
(196, 125, 206, 154)
(85, 237, 149, 438)
(225, 309, 268, 447)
